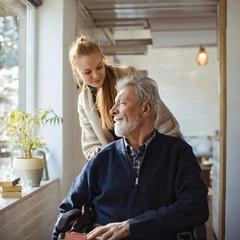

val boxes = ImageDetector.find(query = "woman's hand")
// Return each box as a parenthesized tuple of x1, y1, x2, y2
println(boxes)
(87, 221, 130, 240)
(90, 147, 102, 159)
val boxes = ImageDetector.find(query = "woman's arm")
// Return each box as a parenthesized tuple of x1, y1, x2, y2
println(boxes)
(78, 96, 103, 160)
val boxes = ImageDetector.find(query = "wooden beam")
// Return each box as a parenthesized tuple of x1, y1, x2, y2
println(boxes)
(102, 44, 148, 55)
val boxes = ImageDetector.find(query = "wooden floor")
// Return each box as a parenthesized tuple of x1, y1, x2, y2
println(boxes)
(207, 188, 217, 240)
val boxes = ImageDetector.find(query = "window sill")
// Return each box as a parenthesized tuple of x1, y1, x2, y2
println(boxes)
(0, 178, 59, 213)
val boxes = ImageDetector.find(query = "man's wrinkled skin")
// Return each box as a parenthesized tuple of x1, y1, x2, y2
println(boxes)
(87, 221, 130, 240)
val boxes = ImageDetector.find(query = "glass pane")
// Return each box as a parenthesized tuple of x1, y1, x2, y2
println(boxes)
(0, 0, 27, 140)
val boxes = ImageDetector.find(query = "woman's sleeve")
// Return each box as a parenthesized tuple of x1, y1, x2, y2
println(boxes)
(78, 94, 103, 160)
(155, 99, 184, 139)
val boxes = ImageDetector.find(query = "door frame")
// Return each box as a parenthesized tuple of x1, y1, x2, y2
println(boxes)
(218, 0, 226, 239)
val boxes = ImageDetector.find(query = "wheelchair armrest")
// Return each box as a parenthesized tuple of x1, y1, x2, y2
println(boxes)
(55, 208, 82, 234)
(193, 223, 207, 240)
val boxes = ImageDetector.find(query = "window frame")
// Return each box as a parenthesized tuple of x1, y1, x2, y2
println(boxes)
(0, 0, 37, 139)
(19, 0, 37, 113)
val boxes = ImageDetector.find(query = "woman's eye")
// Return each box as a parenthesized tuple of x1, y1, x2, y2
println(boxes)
(84, 71, 91, 75)
(97, 65, 103, 70)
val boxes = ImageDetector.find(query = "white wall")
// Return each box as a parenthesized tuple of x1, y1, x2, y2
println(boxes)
(225, 0, 240, 238)
(118, 46, 220, 137)
(36, 0, 85, 201)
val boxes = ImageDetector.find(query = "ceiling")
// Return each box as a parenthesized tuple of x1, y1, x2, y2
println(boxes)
(80, 0, 219, 55)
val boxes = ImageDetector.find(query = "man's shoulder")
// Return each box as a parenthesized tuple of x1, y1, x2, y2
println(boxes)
(155, 130, 182, 141)
(101, 138, 125, 152)
(151, 131, 195, 165)
(90, 139, 124, 161)
(154, 130, 189, 149)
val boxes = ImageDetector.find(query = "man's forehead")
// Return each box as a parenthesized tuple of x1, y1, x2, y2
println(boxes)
(116, 85, 135, 100)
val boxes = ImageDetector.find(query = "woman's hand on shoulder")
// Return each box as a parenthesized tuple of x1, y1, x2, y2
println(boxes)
(90, 147, 102, 159)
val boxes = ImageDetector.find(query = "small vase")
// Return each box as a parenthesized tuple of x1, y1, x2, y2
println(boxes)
(13, 156, 45, 187)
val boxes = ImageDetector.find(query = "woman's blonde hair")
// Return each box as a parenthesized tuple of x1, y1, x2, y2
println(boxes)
(69, 35, 140, 130)
(97, 65, 141, 130)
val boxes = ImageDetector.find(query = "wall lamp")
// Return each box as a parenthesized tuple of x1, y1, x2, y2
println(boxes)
(196, 46, 209, 65)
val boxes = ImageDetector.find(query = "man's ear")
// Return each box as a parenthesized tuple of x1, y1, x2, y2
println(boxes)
(141, 101, 152, 117)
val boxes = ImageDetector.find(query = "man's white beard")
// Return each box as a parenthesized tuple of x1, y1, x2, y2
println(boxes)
(114, 116, 141, 137)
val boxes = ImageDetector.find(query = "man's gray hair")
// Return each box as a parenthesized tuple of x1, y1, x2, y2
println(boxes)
(116, 75, 161, 118)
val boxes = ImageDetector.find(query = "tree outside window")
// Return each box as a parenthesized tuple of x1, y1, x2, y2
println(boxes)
(0, 16, 19, 136)
(0, 0, 27, 141)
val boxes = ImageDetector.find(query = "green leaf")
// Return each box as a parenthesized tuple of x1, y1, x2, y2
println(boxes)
(3, 108, 63, 159)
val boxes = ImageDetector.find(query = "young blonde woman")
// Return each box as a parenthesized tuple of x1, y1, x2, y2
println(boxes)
(69, 35, 183, 160)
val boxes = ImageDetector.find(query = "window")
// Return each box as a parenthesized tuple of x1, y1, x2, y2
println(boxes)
(0, 0, 36, 140)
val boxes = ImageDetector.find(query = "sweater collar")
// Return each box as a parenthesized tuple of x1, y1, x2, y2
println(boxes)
(123, 129, 157, 154)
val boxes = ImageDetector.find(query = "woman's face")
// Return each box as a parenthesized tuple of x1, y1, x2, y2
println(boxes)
(75, 51, 106, 88)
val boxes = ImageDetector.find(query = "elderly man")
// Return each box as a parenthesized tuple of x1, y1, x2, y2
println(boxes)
(53, 75, 209, 240)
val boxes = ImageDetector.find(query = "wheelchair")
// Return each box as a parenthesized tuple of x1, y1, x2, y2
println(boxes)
(55, 208, 207, 240)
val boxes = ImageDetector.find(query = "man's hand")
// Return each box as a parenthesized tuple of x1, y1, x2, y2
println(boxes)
(86, 221, 130, 240)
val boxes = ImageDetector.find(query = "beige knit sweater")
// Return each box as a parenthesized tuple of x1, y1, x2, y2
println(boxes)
(78, 65, 183, 160)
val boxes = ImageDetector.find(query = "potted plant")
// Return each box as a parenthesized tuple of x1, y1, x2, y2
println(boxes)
(4, 107, 63, 186)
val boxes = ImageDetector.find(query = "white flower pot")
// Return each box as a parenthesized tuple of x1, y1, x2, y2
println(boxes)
(13, 156, 45, 187)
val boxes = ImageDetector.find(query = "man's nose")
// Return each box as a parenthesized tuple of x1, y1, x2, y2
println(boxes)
(110, 105, 116, 116)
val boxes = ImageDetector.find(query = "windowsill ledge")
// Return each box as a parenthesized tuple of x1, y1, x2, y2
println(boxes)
(0, 178, 59, 213)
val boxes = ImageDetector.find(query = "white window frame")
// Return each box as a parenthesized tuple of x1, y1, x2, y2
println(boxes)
(19, 0, 37, 113)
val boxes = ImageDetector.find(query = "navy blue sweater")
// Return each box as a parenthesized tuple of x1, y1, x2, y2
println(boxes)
(53, 132, 209, 240)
